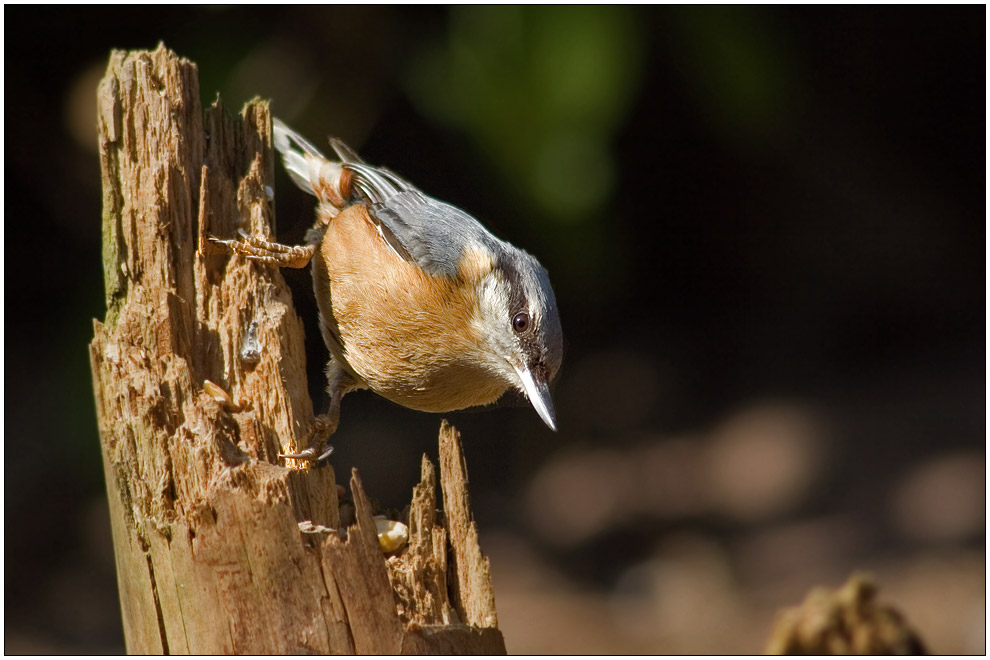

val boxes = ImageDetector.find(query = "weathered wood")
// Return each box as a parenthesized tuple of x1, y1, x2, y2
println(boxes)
(764, 573, 928, 655)
(387, 456, 456, 626)
(384, 441, 507, 654)
(439, 421, 500, 629)
(91, 44, 504, 654)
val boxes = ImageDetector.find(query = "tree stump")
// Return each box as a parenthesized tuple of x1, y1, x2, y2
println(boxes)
(90, 44, 505, 654)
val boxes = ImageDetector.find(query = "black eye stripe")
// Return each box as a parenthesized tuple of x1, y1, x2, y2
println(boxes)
(497, 253, 528, 317)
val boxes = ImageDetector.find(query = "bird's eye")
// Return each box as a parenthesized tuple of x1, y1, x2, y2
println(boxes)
(512, 312, 530, 333)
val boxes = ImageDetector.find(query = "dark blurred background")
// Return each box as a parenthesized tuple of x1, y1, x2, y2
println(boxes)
(4, 6, 984, 654)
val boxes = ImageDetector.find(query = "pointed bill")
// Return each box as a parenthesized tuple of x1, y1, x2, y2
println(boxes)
(515, 365, 558, 431)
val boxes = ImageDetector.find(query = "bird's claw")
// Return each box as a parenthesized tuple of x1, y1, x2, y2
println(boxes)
(278, 443, 334, 462)
(278, 415, 335, 464)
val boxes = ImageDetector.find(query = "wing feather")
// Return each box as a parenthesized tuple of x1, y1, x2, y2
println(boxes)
(274, 120, 506, 278)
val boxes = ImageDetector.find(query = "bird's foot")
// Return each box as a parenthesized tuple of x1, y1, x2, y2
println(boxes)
(279, 414, 335, 463)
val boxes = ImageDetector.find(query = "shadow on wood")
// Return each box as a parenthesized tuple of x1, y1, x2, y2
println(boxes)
(90, 44, 505, 654)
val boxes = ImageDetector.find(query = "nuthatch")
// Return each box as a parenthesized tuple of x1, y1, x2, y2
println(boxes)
(212, 119, 563, 462)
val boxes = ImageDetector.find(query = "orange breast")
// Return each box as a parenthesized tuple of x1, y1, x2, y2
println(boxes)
(319, 204, 508, 412)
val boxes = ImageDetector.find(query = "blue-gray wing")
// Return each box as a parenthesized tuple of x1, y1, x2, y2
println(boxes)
(344, 162, 504, 278)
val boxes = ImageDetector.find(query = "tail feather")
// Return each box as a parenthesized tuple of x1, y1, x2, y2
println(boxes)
(273, 117, 325, 158)
(272, 118, 344, 204)
(329, 137, 364, 164)
(273, 119, 414, 211)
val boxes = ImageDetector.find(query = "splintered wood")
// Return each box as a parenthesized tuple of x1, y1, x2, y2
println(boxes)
(91, 44, 504, 654)
(384, 424, 500, 640)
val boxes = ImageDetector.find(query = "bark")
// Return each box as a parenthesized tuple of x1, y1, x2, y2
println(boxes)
(91, 44, 505, 654)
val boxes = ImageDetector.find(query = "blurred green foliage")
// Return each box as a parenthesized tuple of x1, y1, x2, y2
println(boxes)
(407, 6, 645, 224)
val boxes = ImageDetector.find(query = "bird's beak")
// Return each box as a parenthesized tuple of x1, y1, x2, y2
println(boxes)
(515, 365, 557, 431)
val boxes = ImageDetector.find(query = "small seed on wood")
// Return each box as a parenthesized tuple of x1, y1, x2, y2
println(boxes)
(375, 518, 409, 553)
(203, 379, 233, 406)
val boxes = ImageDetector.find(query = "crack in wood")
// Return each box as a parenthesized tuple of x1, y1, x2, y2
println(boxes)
(144, 554, 170, 654)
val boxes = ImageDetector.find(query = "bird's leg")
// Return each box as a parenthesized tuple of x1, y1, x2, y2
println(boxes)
(207, 232, 318, 269)
(278, 360, 355, 464)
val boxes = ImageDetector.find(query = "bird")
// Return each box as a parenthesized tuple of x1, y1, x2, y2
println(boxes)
(211, 119, 563, 462)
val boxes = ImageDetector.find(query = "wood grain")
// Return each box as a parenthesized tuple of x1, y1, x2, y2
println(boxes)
(91, 44, 504, 654)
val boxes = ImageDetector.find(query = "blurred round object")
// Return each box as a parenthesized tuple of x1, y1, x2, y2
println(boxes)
(632, 436, 709, 519)
(224, 37, 316, 114)
(524, 435, 712, 548)
(706, 402, 825, 522)
(733, 515, 867, 594)
(890, 451, 984, 543)
(608, 534, 738, 647)
(525, 448, 634, 547)
(65, 60, 105, 154)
